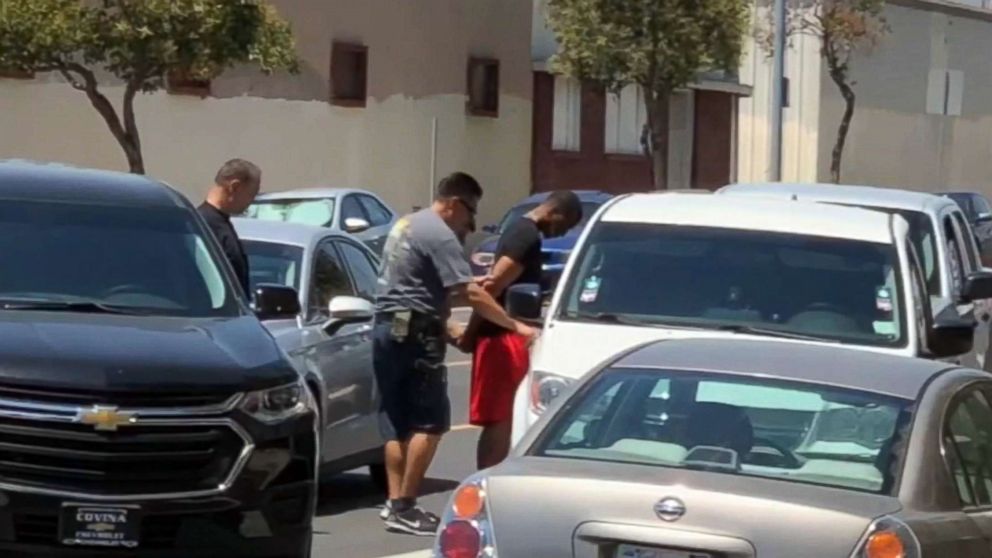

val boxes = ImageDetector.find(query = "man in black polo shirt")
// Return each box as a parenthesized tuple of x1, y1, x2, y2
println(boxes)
(197, 159, 261, 298)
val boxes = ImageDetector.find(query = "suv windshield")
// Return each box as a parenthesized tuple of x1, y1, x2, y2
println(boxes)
(243, 240, 304, 293)
(532, 368, 911, 495)
(0, 200, 237, 317)
(498, 201, 602, 235)
(245, 198, 335, 227)
(560, 223, 906, 347)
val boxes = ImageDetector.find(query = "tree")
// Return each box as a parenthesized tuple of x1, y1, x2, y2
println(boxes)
(546, 0, 750, 189)
(0, 0, 298, 174)
(758, 0, 889, 183)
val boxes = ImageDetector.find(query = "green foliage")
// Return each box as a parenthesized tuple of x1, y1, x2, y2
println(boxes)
(0, 0, 298, 88)
(546, 0, 751, 94)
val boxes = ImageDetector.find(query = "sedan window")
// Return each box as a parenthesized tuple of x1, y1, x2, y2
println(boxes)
(308, 243, 355, 320)
(532, 369, 912, 495)
(242, 241, 304, 293)
(945, 389, 992, 507)
(336, 241, 378, 301)
(358, 195, 392, 226)
(245, 199, 335, 227)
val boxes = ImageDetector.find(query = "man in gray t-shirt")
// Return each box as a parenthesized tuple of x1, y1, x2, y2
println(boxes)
(372, 172, 535, 536)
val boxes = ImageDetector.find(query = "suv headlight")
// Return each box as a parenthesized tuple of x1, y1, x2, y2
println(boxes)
(529, 370, 574, 414)
(240, 380, 312, 424)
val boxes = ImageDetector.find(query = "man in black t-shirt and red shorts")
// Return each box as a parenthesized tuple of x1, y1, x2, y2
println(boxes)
(460, 190, 583, 469)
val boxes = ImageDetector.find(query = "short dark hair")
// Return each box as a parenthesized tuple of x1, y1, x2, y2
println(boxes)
(215, 158, 261, 187)
(544, 190, 583, 224)
(436, 172, 483, 202)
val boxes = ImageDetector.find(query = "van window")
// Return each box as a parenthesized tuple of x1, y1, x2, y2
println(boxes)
(560, 223, 906, 348)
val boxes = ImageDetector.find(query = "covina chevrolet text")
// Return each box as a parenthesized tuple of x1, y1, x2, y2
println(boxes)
(0, 161, 317, 557)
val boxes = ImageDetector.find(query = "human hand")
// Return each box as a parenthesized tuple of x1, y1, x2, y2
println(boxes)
(513, 321, 539, 346)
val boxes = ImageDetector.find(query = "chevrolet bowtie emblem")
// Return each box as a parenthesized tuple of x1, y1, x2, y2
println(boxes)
(76, 405, 137, 431)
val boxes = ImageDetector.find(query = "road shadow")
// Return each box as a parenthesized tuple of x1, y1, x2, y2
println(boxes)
(315, 472, 459, 518)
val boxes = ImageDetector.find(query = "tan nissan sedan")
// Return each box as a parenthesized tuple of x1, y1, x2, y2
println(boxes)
(435, 338, 992, 558)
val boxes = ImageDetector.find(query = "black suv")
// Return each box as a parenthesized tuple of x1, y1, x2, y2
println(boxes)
(0, 161, 316, 557)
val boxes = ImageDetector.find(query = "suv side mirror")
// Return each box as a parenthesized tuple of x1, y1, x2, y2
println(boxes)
(323, 296, 374, 335)
(344, 217, 371, 234)
(506, 283, 542, 323)
(928, 309, 976, 358)
(962, 270, 992, 303)
(254, 284, 301, 320)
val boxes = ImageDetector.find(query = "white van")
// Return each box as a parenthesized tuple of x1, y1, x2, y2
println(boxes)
(507, 193, 992, 444)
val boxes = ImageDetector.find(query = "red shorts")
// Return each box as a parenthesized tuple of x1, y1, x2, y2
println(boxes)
(469, 331, 530, 426)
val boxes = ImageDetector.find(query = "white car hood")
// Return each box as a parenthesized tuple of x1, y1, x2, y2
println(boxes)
(531, 319, 911, 380)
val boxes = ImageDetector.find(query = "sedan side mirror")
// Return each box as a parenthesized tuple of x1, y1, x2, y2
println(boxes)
(977, 212, 992, 224)
(323, 296, 374, 335)
(962, 270, 992, 303)
(482, 224, 499, 235)
(928, 308, 976, 358)
(506, 283, 542, 323)
(254, 284, 302, 320)
(344, 217, 371, 234)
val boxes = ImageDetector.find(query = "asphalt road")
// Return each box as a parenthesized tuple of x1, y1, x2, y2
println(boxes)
(311, 308, 476, 558)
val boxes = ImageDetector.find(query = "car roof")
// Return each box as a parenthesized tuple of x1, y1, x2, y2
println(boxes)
(601, 192, 896, 244)
(0, 159, 188, 209)
(613, 338, 955, 399)
(255, 187, 370, 201)
(519, 190, 613, 205)
(720, 182, 956, 213)
(232, 217, 344, 247)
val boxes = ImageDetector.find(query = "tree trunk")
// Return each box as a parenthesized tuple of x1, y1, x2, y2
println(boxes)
(644, 89, 670, 190)
(58, 64, 146, 174)
(827, 63, 855, 184)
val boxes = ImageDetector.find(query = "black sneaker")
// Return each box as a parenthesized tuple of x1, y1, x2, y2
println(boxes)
(384, 506, 440, 536)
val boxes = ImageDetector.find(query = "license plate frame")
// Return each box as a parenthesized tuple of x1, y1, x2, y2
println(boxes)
(616, 545, 713, 558)
(58, 503, 141, 549)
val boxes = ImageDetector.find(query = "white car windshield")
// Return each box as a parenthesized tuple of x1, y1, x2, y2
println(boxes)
(533, 369, 911, 495)
(559, 222, 906, 347)
(0, 200, 236, 317)
(245, 198, 335, 227)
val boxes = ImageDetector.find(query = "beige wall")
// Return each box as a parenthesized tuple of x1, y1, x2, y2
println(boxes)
(817, 2, 992, 192)
(0, 0, 534, 226)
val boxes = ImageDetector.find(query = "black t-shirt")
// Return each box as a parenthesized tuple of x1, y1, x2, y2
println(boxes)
(198, 203, 251, 298)
(478, 217, 542, 336)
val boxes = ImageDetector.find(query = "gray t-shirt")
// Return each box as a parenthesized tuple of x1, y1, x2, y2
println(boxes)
(375, 209, 472, 319)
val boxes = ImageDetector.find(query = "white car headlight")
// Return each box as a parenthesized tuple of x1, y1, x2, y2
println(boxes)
(240, 379, 312, 424)
(529, 370, 574, 414)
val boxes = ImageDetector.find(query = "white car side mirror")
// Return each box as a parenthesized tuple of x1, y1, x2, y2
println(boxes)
(344, 217, 371, 234)
(323, 296, 374, 335)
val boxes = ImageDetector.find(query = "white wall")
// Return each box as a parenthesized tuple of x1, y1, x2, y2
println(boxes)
(0, 79, 532, 226)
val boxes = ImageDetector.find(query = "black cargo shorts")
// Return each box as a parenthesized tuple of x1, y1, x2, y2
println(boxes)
(372, 311, 450, 441)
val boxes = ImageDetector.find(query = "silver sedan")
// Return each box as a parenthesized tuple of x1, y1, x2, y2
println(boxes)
(233, 217, 386, 488)
(434, 338, 992, 557)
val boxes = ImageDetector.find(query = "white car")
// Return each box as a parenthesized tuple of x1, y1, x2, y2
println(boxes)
(507, 192, 992, 444)
(719, 181, 992, 371)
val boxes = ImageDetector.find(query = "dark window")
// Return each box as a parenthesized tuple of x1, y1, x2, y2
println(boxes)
(945, 388, 992, 507)
(976, 196, 992, 217)
(951, 212, 980, 274)
(341, 195, 368, 224)
(945, 215, 968, 296)
(358, 195, 392, 226)
(467, 57, 500, 117)
(308, 242, 354, 320)
(166, 69, 211, 97)
(0, 200, 236, 317)
(336, 241, 379, 301)
(331, 42, 368, 107)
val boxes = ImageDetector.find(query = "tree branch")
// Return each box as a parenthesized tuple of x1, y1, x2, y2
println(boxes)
(122, 78, 142, 155)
